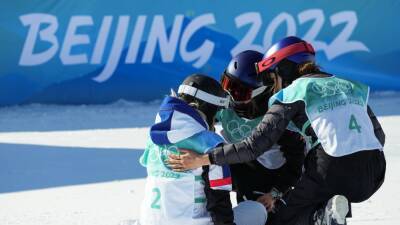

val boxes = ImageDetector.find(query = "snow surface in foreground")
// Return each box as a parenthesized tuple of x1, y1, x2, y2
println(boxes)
(0, 93, 400, 225)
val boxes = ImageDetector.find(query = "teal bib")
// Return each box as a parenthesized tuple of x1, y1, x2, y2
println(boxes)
(269, 76, 382, 156)
(216, 109, 263, 143)
(216, 108, 286, 169)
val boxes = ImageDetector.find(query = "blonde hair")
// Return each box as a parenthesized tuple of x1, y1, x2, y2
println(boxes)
(298, 61, 321, 75)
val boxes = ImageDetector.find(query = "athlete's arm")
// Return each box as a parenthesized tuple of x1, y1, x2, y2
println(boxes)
(367, 105, 385, 146)
(168, 101, 302, 170)
(208, 101, 301, 166)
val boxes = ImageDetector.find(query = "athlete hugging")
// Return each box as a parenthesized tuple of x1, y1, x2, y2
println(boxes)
(139, 36, 386, 225)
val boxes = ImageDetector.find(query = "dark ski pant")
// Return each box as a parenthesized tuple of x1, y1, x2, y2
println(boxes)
(230, 160, 298, 225)
(230, 160, 281, 202)
(271, 148, 386, 225)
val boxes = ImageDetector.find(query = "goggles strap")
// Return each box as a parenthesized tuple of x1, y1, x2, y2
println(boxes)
(178, 84, 230, 108)
(256, 42, 315, 74)
(251, 86, 267, 98)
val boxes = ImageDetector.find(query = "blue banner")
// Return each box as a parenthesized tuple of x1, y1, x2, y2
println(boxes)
(0, 0, 399, 106)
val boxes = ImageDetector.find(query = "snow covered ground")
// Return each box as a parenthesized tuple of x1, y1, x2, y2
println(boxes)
(0, 93, 400, 225)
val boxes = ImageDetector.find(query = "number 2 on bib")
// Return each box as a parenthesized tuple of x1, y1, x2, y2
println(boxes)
(151, 187, 161, 209)
(349, 114, 361, 133)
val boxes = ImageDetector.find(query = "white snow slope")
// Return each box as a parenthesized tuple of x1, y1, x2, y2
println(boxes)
(0, 93, 399, 225)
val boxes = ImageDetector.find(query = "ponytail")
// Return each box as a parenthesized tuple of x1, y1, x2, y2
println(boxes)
(298, 62, 321, 76)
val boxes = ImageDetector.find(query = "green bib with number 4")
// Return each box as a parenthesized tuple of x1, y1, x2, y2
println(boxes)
(269, 76, 383, 156)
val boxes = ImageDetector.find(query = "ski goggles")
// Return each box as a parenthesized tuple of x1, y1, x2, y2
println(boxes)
(221, 74, 267, 103)
(177, 84, 230, 108)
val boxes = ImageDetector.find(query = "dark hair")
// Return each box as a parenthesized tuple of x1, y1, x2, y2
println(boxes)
(271, 73, 282, 95)
(271, 61, 321, 94)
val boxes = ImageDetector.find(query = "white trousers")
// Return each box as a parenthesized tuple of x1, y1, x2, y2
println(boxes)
(234, 200, 268, 225)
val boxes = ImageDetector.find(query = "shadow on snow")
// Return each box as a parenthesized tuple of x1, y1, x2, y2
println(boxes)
(0, 143, 146, 193)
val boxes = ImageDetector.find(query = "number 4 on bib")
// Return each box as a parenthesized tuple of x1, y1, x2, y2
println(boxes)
(349, 114, 361, 133)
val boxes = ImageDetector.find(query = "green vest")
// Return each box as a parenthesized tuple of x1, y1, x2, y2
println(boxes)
(269, 76, 382, 156)
(216, 109, 263, 143)
(216, 108, 287, 169)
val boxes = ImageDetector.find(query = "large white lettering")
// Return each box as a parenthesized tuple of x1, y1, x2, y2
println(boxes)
(125, 15, 147, 64)
(142, 15, 183, 63)
(92, 16, 130, 82)
(60, 16, 93, 64)
(19, 14, 59, 66)
(18, 10, 370, 83)
(91, 16, 113, 64)
(180, 13, 215, 68)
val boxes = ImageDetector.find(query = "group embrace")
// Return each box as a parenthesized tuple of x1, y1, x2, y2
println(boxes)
(138, 36, 386, 225)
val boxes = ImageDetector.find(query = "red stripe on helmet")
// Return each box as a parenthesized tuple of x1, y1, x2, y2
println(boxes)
(256, 42, 315, 74)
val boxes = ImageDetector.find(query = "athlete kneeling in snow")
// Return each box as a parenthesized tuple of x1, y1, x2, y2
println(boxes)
(168, 37, 386, 225)
(217, 50, 305, 221)
(139, 74, 267, 225)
